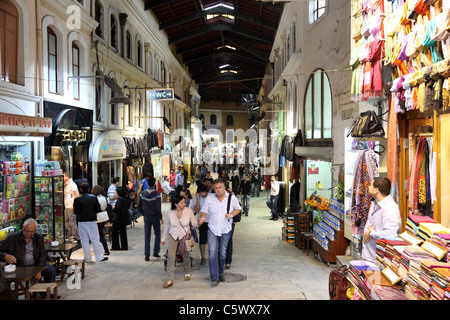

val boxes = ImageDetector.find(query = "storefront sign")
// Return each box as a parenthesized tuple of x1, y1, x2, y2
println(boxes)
(147, 89, 174, 101)
(0, 112, 52, 136)
(89, 130, 127, 162)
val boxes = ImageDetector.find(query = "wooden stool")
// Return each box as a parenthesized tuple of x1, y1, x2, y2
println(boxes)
(26, 282, 58, 300)
(300, 232, 314, 256)
(60, 259, 85, 281)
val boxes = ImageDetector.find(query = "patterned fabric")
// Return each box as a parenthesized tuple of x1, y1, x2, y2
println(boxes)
(351, 149, 379, 235)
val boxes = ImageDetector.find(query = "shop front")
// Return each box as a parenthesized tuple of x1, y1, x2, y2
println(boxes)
(0, 111, 52, 242)
(44, 101, 93, 186)
(89, 130, 127, 189)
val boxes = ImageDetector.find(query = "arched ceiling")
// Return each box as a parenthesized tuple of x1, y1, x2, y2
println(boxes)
(145, 0, 284, 104)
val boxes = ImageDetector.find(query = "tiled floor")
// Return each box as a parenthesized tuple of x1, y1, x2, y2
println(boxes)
(57, 192, 334, 300)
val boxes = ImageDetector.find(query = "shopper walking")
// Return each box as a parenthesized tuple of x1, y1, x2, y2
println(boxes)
(193, 184, 209, 265)
(161, 195, 198, 288)
(91, 185, 110, 256)
(63, 172, 79, 242)
(73, 183, 108, 262)
(138, 177, 163, 261)
(251, 169, 261, 197)
(239, 174, 251, 216)
(199, 179, 241, 286)
(266, 176, 279, 221)
(362, 177, 402, 263)
(111, 186, 131, 251)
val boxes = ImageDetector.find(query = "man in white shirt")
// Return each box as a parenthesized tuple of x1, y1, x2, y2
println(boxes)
(266, 176, 279, 221)
(199, 179, 241, 286)
(107, 177, 120, 207)
(161, 176, 175, 199)
(362, 177, 402, 263)
(63, 172, 79, 242)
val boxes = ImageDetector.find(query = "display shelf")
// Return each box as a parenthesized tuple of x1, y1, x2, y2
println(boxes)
(34, 176, 65, 244)
(312, 210, 349, 265)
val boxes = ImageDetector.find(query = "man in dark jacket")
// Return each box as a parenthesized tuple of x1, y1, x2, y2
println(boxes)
(0, 218, 56, 283)
(239, 175, 252, 216)
(138, 177, 163, 261)
(74, 182, 108, 262)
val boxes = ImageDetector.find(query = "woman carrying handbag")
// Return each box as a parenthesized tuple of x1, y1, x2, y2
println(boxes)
(91, 185, 110, 256)
(161, 195, 198, 288)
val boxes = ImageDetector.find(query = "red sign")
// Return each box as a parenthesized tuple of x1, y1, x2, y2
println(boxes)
(0, 112, 52, 136)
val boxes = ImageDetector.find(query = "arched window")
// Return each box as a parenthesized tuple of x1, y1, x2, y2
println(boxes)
(210, 114, 217, 125)
(126, 30, 131, 60)
(0, 1, 19, 84)
(72, 42, 80, 100)
(226, 114, 233, 126)
(94, 0, 103, 38)
(304, 69, 332, 140)
(137, 40, 142, 68)
(199, 113, 205, 125)
(110, 14, 118, 49)
(47, 27, 58, 94)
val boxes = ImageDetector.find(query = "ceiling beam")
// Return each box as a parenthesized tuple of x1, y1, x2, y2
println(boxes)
(159, 6, 279, 30)
(168, 21, 273, 45)
(144, 0, 178, 11)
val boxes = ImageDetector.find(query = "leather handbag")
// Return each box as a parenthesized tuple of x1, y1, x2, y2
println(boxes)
(329, 265, 351, 300)
(347, 110, 385, 138)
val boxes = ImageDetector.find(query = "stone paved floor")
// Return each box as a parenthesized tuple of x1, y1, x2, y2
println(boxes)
(56, 192, 334, 301)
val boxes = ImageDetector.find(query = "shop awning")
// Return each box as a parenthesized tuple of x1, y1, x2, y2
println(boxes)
(295, 146, 334, 161)
(89, 130, 127, 162)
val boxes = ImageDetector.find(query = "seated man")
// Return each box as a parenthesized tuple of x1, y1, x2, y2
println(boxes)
(0, 218, 56, 283)
(161, 176, 176, 200)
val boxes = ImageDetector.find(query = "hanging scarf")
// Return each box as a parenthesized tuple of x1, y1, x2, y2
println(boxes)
(407, 137, 425, 213)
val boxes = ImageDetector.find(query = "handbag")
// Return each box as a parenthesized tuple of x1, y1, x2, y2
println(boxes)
(329, 265, 351, 300)
(227, 193, 241, 222)
(180, 223, 195, 252)
(96, 210, 109, 223)
(347, 110, 385, 138)
(106, 203, 118, 224)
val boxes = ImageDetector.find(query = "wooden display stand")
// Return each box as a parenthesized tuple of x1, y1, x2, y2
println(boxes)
(313, 215, 349, 265)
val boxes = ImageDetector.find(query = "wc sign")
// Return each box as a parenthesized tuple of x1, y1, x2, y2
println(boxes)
(147, 89, 174, 101)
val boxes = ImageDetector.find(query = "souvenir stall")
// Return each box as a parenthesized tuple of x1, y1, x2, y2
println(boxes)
(338, 0, 450, 300)
(0, 112, 52, 242)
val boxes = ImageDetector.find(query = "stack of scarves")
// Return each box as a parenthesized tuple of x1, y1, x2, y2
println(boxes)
(350, 149, 379, 236)
(406, 137, 435, 216)
(389, 58, 450, 113)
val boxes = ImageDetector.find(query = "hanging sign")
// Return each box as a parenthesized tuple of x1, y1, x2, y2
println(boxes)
(147, 88, 174, 101)
(89, 130, 126, 162)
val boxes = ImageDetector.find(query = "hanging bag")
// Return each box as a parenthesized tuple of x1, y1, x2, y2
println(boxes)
(227, 193, 241, 222)
(180, 220, 195, 253)
(347, 110, 385, 138)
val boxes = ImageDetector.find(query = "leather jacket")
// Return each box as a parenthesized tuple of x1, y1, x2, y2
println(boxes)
(74, 192, 101, 222)
(0, 231, 47, 267)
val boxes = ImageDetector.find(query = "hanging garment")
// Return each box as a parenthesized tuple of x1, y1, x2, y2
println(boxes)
(431, 8, 450, 59)
(351, 149, 379, 235)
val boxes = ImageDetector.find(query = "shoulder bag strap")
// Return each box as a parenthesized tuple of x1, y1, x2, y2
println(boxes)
(227, 193, 232, 213)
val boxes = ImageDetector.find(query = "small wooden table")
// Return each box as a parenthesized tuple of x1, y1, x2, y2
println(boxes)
(45, 242, 79, 262)
(45, 243, 79, 279)
(2, 266, 46, 297)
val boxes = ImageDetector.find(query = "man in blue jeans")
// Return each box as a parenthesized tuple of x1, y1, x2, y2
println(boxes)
(266, 176, 279, 221)
(199, 179, 241, 286)
(138, 177, 163, 261)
